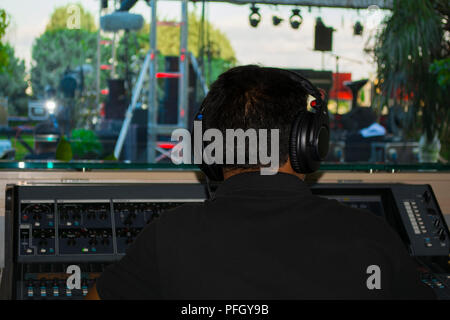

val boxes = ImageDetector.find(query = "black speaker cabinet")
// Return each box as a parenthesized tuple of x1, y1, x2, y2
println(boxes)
(105, 79, 128, 120)
(314, 18, 333, 52)
(159, 56, 199, 126)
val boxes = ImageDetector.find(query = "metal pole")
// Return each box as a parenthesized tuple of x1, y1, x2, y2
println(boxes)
(178, 0, 189, 129)
(147, 0, 158, 162)
(335, 55, 340, 114)
(189, 52, 208, 96)
(96, 0, 102, 113)
(114, 52, 152, 159)
(111, 0, 118, 77)
(111, 32, 117, 77)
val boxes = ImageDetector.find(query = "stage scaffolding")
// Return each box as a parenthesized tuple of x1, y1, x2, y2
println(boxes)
(109, 0, 392, 163)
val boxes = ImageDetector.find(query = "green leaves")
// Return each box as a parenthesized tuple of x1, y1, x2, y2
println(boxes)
(373, 0, 448, 142)
(0, 9, 10, 72)
(0, 44, 28, 115)
(70, 129, 103, 159)
(114, 12, 236, 84)
(30, 28, 111, 98)
(430, 58, 450, 89)
(55, 136, 73, 162)
(45, 3, 96, 32)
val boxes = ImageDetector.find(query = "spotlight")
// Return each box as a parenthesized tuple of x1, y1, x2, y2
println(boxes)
(354, 21, 363, 35)
(289, 9, 303, 29)
(45, 100, 57, 114)
(272, 15, 283, 26)
(249, 4, 261, 28)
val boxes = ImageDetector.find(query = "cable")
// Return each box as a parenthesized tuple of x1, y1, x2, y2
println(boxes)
(205, 175, 214, 200)
(198, 0, 206, 71)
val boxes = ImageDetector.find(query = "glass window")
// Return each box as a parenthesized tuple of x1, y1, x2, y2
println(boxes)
(0, 1, 448, 171)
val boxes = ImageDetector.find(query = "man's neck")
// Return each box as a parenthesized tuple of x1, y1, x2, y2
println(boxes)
(223, 160, 305, 181)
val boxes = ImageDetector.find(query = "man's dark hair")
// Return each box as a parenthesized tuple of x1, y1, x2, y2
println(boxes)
(202, 65, 308, 171)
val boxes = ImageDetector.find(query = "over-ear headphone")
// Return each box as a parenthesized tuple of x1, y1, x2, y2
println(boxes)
(193, 68, 329, 181)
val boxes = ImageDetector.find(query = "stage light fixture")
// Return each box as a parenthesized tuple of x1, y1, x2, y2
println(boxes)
(289, 9, 303, 29)
(354, 21, 363, 35)
(249, 5, 261, 28)
(45, 100, 56, 114)
(272, 15, 283, 26)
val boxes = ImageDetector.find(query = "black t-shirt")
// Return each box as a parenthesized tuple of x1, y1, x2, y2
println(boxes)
(96, 172, 435, 299)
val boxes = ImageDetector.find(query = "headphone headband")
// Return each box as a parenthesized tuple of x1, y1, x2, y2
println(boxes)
(276, 68, 326, 109)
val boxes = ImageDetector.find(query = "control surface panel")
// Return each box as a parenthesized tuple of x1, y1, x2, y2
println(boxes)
(1, 184, 206, 299)
(313, 184, 450, 257)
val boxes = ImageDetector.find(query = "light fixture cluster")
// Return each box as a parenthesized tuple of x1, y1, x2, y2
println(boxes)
(249, 5, 304, 30)
(353, 21, 364, 35)
(289, 9, 303, 29)
(249, 4, 262, 27)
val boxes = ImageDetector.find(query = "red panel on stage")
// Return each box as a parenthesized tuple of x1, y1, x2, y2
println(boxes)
(158, 143, 175, 149)
(329, 73, 352, 100)
(155, 72, 181, 79)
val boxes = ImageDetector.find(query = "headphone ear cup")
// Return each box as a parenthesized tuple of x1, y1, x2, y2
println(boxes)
(314, 126, 330, 161)
(290, 112, 322, 173)
(300, 113, 319, 173)
(303, 116, 322, 173)
(289, 112, 307, 173)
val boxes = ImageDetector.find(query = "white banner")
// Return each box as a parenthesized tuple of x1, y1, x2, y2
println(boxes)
(200, 0, 393, 9)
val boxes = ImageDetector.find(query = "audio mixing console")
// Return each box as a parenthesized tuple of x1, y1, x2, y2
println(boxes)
(0, 184, 206, 300)
(0, 183, 449, 299)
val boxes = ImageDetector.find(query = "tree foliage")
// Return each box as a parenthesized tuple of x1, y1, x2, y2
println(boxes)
(31, 5, 236, 103)
(31, 3, 101, 97)
(430, 57, 450, 89)
(0, 8, 10, 71)
(31, 29, 111, 98)
(0, 9, 28, 115)
(373, 0, 449, 141)
(0, 44, 28, 115)
(70, 128, 103, 159)
(45, 3, 96, 32)
(115, 12, 236, 86)
(117, 12, 235, 61)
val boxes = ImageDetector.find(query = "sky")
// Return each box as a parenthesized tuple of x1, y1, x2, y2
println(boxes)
(2, 0, 389, 80)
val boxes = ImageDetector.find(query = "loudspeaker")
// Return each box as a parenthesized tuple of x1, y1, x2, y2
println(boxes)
(122, 108, 148, 162)
(159, 57, 179, 124)
(159, 56, 199, 125)
(105, 79, 128, 120)
(314, 18, 333, 52)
